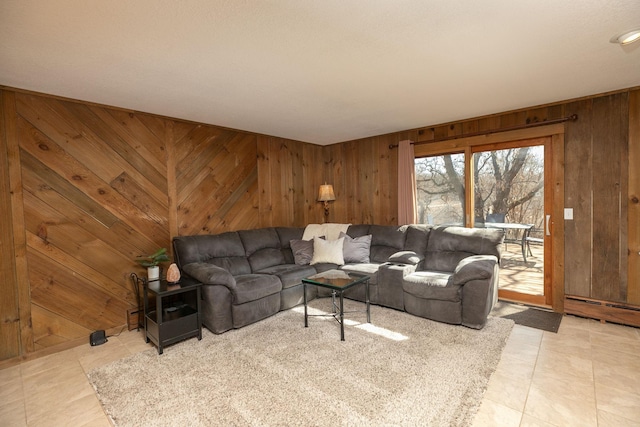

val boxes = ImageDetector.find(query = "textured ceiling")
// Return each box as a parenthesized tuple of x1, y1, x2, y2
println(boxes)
(1, 1, 639, 145)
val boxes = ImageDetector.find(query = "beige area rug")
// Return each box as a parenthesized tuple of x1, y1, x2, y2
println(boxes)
(88, 299, 514, 427)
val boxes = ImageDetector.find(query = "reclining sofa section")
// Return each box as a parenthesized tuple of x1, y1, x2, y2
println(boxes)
(172, 224, 504, 334)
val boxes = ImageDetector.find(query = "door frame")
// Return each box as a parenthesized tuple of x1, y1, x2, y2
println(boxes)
(414, 124, 565, 312)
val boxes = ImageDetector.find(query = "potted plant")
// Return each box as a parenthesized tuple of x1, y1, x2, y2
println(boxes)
(136, 248, 170, 281)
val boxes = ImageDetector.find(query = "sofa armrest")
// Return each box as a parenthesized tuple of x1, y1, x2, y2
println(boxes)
(182, 262, 237, 289)
(388, 251, 424, 266)
(452, 255, 497, 285)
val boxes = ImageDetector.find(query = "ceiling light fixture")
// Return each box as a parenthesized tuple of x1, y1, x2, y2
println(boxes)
(610, 28, 640, 45)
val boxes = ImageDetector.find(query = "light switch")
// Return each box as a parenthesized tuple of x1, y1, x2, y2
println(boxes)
(564, 208, 573, 220)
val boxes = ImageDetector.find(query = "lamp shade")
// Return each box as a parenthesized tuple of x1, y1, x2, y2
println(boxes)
(318, 184, 336, 202)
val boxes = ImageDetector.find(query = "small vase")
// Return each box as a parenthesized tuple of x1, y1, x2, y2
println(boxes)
(147, 265, 160, 281)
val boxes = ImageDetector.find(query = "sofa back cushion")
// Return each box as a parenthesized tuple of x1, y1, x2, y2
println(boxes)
(368, 225, 408, 263)
(238, 228, 286, 272)
(403, 225, 431, 255)
(172, 233, 251, 276)
(275, 227, 305, 264)
(423, 226, 504, 272)
(346, 224, 372, 238)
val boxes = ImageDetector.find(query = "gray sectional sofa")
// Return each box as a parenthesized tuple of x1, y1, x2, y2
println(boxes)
(172, 224, 504, 334)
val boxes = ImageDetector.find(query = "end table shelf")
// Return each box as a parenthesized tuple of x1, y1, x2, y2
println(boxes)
(143, 277, 203, 354)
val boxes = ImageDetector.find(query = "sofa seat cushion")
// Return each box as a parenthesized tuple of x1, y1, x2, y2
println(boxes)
(340, 263, 380, 285)
(256, 264, 317, 289)
(402, 271, 461, 302)
(234, 274, 282, 304)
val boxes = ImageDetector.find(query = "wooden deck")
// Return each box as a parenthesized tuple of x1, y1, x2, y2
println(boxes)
(498, 243, 544, 296)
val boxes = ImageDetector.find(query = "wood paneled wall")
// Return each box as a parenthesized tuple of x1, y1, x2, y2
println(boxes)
(322, 135, 400, 225)
(338, 89, 639, 310)
(1, 85, 638, 361)
(256, 136, 325, 227)
(0, 89, 284, 360)
(564, 94, 629, 303)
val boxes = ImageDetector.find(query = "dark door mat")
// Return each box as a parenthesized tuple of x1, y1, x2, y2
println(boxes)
(491, 301, 563, 333)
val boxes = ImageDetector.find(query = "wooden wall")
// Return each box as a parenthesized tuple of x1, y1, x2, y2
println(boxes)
(322, 135, 400, 225)
(564, 94, 630, 303)
(0, 88, 297, 361)
(338, 89, 640, 313)
(1, 85, 639, 361)
(256, 136, 325, 227)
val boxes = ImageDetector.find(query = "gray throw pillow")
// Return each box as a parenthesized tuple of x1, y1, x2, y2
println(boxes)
(340, 232, 372, 263)
(290, 239, 315, 265)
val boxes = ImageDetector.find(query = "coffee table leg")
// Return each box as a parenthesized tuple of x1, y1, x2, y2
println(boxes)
(303, 283, 308, 328)
(339, 291, 345, 341)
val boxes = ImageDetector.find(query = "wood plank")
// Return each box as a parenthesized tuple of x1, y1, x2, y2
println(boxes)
(2, 91, 34, 356)
(17, 116, 169, 245)
(15, 94, 122, 186)
(178, 136, 253, 222)
(31, 305, 91, 345)
(176, 127, 230, 192)
(20, 149, 119, 227)
(414, 124, 566, 157)
(165, 120, 178, 240)
(198, 168, 259, 233)
(176, 131, 246, 205)
(22, 192, 137, 285)
(26, 231, 134, 302)
(16, 94, 168, 205)
(110, 172, 168, 227)
(27, 251, 127, 334)
(619, 93, 630, 302)
(257, 136, 273, 228)
(291, 140, 305, 226)
(551, 133, 565, 312)
(329, 142, 347, 223)
(380, 135, 397, 225)
(629, 90, 640, 305)
(563, 100, 593, 297)
(591, 94, 625, 302)
(103, 108, 168, 172)
(62, 101, 169, 194)
(20, 156, 158, 262)
(0, 90, 22, 359)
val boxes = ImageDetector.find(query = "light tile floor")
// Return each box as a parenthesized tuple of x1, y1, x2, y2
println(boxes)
(1, 315, 639, 426)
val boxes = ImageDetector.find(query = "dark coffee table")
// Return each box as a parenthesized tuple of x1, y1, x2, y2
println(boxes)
(302, 269, 371, 341)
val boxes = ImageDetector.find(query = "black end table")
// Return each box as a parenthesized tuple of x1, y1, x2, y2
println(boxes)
(143, 277, 202, 354)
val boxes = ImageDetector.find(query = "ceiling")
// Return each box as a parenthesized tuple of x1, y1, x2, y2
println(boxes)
(1, 1, 639, 145)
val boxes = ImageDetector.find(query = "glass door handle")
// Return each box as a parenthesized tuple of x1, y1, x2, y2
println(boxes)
(545, 215, 551, 236)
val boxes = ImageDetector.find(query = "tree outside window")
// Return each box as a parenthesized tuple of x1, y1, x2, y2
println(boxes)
(414, 146, 544, 235)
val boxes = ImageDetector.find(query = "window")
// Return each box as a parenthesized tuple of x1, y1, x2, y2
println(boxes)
(414, 153, 465, 226)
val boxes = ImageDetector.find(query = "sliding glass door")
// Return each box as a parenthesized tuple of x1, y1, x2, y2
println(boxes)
(471, 142, 548, 305)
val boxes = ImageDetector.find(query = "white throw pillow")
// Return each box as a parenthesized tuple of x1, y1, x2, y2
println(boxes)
(310, 237, 345, 265)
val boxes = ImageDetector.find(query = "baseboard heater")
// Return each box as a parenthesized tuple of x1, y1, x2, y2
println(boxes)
(564, 295, 640, 328)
